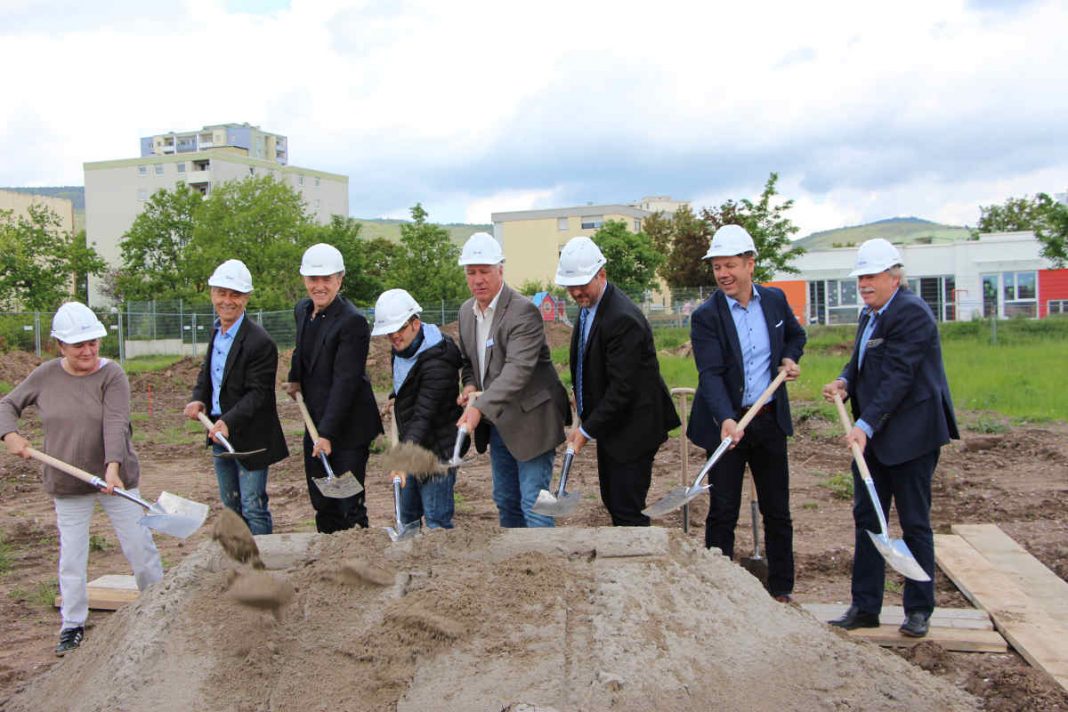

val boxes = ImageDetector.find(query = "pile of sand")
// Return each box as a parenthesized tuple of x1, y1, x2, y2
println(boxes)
(4, 527, 978, 711)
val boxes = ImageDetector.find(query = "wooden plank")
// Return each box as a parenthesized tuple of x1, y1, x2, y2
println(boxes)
(802, 603, 993, 630)
(835, 624, 1007, 653)
(54, 575, 139, 612)
(952, 524, 1068, 623)
(936, 533, 1068, 692)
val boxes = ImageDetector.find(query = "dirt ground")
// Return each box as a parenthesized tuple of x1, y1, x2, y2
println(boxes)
(0, 344, 1066, 710)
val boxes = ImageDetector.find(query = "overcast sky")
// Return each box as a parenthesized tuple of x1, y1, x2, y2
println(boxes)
(1, 0, 1065, 236)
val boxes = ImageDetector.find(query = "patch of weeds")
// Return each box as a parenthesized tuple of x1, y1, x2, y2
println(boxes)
(971, 415, 1008, 434)
(0, 380, 14, 395)
(453, 492, 470, 514)
(369, 437, 389, 455)
(884, 578, 903, 594)
(130, 412, 149, 422)
(800, 501, 820, 511)
(0, 534, 13, 574)
(11, 579, 59, 607)
(794, 403, 834, 424)
(89, 534, 110, 552)
(820, 471, 854, 501)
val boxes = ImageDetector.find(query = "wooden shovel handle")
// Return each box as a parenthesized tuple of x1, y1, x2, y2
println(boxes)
(293, 392, 321, 442)
(26, 447, 102, 488)
(736, 370, 788, 431)
(195, 411, 215, 432)
(833, 394, 873, 481)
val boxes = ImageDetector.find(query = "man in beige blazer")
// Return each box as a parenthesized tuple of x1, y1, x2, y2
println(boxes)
(455, 233, 570, 527)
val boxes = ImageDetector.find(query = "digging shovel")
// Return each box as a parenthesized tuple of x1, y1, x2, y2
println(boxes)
(832, 394, 931, 582)
(644, 370, 788, 519)
(740, 475, 769, 587)
(294, 393, 363, 499)
(532, 446, 579, 517)
(27, 447, 207, 539)
(446, 425, 468, 467)
(384, 410, 419, 541)
(196, 412, 267, 460)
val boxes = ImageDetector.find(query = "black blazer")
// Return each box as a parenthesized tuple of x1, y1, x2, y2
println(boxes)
(839, 287, 959, 466)
(687, 285, 806, 452)
(287, 296, 383, 448)
(391, 331, 467, 461)
(192, 315, 288, 470)
(570, 283, 680, 462)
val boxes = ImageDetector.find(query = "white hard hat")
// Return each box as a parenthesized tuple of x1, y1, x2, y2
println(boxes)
(849, 238, 902, 277)
(371, 289, 423, 336)
(458, 232, 504, 266)
(703, 224, 757, 259)
(51, 302, 108, 343)
(207, 259, 254, 293)
(300, 243, 345, 276)
(555, 236, 607, 287)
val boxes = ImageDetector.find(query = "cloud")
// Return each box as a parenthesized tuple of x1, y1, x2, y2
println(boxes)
(0, 0, 1065, 238)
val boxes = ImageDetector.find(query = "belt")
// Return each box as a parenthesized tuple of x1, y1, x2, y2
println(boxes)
(738, 403, 773, 420)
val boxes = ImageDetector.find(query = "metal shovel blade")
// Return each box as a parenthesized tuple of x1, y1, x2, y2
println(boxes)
(386, 521, 421, 542)
(213, 447, 267, 460)
(867, 530, 931, 582)
(446, 426, 468, 467)
(139, 491, 209, 539)
(311, 472, 363, 499)
(532, 490, 581, 517)
(642, 483, 710, 519)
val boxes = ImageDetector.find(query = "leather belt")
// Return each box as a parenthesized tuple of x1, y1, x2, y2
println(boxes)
(738, 403, 773, 419)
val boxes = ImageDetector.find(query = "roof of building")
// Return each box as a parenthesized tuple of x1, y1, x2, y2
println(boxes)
(492, 204, 651, 222)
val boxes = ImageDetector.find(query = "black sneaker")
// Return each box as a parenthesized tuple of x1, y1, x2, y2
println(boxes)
(55, 626, 84, 656)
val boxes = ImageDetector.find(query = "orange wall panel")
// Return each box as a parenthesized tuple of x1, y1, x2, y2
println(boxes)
(764, 280, 807, 323)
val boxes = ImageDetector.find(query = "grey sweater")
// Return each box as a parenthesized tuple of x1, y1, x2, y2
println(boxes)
(0, 359, 141, 496)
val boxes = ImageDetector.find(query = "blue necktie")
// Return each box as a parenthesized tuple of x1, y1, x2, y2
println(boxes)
(576, 308, 588, 416)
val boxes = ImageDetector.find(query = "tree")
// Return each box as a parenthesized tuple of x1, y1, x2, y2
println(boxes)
(657, 205, 714, 288)
(303, 216, 400, 305)
(0, 204, 105, 311)
(975, 193, 1068, 268)
(393, 204, 467, 308)
(699, 172, 804, 284)
(116, 183, 203, 302)
(591, 219, 663, 298)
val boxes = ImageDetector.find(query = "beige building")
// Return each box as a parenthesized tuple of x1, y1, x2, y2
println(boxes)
(491, 196, 687, 287)
(83, 123, 348, 305)
(0, 189, 76, 235)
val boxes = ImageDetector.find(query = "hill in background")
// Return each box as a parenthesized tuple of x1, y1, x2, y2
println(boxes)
(793, 217, 971, 249)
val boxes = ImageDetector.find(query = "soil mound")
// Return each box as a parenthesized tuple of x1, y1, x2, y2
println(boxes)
(3, 527, 978, 711)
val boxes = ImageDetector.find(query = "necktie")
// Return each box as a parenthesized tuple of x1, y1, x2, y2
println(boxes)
(576, 308, 588, 416)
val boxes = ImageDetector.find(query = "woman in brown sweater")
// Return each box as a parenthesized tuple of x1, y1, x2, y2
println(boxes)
(0, 302, 163, 656)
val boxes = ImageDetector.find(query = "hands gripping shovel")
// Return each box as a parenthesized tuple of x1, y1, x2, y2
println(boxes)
(294, 393, 363, 499)
(27, 447, 207, 539)
(643, 370, 788, 519)
(195, 413, 266, 460)
(832, 394, 930, 582)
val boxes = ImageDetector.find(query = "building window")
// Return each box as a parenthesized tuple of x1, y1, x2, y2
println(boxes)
(138, 165, 147, 176)
(154, 164, 164, 176)
(580, 215, 603, 230)
(983, 272, 1038, 318)
(1049, 300, 1068, 315)
(557, 217, 568, 231)
(177, 163, 186, 173)
(825, 279, 860, 324)
(137, 189, 148, 201)
(633, 219, 641, 232)
(193, 159, 210, 171)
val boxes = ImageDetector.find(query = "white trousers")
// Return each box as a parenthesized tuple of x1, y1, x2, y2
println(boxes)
(53, 490, 164, 631)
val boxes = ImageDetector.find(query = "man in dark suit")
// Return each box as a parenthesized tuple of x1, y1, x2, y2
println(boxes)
(184, 259, 289, 535)
(285, 243, 383, 533)
(555, 236, 680, 526)
(823, 238, 958, 638)
(687, 225, 806, 603)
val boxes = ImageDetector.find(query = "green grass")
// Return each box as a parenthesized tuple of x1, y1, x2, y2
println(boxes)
(9, 579, 58, 607)
(145, 420, 204, 446)
(820, 471, 854, 501)
(89, 534, 110, 552)
(0, 380, 13, 395)
(0, 534, 12, 574)
(123, 354, 183, 374)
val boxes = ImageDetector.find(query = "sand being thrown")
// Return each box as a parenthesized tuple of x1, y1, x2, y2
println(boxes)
(3, 527, 979, 712)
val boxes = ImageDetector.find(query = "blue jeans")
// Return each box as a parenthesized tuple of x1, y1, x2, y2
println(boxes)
(399, 468, 456, 529)
(213, 444, 272, 535)
(488, 426, 555, 528)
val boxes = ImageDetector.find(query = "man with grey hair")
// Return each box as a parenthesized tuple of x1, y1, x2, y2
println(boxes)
(823, 238, 958, 638)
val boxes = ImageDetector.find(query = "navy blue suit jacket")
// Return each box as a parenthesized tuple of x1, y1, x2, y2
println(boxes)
(687, 285, 806, 452)
(839, 288, 959, 466)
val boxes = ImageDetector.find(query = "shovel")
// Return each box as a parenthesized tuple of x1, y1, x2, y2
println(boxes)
(532, 446, 579, 517)
(195, 412, 266, 460)
(740, 475, 769, 587)
(446, 426, 468, 467)
(644, 370, 787, 519)
(832, 394, 931, 582)
(384, 410, 419, 541)
(27, 447, 207, 539)
(294, 392, 363, 499)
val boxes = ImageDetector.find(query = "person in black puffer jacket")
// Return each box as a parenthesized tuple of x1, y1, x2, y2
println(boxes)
(372, 289, 466, 529)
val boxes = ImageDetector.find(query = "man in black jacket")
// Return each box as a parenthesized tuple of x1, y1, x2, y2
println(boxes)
(555, 237, 680, 526)
(184, 259, 288, 535)
(687, 225, 806, 602)
(285, 244, 383, 533)
(372, 288, 465, 529)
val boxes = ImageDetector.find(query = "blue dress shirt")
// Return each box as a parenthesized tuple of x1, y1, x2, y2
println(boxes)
(210, 313, 244, 417)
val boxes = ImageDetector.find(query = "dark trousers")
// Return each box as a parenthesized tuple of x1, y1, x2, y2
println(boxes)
(303, 434, 369, 533)
(851, 447, 938, 616)
(704, 411, 795, 597)
(596, 444, 656, 526)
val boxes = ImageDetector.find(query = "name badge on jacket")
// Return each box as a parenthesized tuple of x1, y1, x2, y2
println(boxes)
(866, 338, 884, 349)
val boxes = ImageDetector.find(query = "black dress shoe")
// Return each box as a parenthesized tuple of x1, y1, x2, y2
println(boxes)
(828, 606, 880, 630)
(899, 612, 930, 638)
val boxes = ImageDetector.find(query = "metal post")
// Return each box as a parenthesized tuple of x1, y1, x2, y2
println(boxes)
(441, 299, 445, 324)
(191, 312, 197, 356)
(34, 312, 41, 357)
(117, 310, 126, 366)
